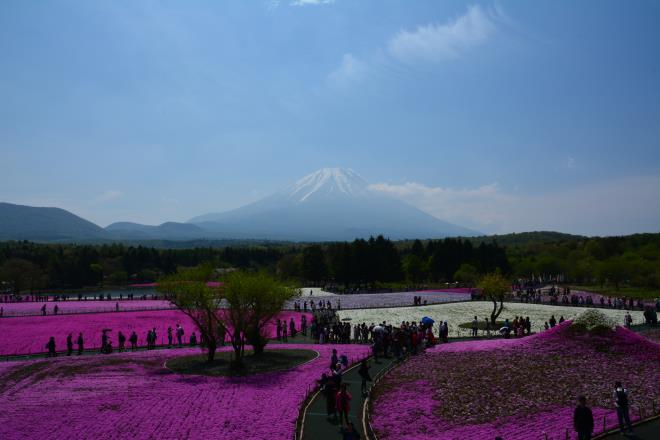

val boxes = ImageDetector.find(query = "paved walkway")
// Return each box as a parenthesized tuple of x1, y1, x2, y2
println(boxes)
(597, 417, 660, 440)
(301, 352, 397, 440)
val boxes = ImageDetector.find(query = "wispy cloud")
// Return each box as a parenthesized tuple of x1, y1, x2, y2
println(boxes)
(291, 0, 334, 6)
(93, 190, 122, 204)
(566, 157, 576, 169)
(327, 53, 368, 87)
(369, 175, 660, 236)
(388, 5, 501, 63)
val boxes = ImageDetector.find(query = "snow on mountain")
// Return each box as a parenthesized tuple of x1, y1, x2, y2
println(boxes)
(285, 168, 368, 202)
(188, 168, 481, 241)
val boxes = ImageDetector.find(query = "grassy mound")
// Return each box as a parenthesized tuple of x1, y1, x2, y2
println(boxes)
(166, 348, 317, 376)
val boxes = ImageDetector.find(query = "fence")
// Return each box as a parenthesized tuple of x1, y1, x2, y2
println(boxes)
(541, 400, 660, 439)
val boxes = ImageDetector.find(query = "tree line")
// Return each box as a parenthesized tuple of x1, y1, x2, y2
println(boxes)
(1, 232, 659, 294)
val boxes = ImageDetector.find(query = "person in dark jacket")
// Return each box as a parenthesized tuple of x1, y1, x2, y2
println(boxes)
(129, 331, 138, 351)
(46, 337, 56, 357)
(77, 333, 84, 355)
(358, 359, 372, 397)
(66, 333, 73, 356)
(573, 395, 594, 440)
(613, 381, 633, 434)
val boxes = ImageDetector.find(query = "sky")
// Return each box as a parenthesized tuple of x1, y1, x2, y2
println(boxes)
(0, 0, 659, 236)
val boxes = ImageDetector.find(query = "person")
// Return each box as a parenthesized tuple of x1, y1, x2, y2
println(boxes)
(341, 421, 361, 440)
(41, 304, 47, 316)
(624, 312, 632, 328)
(118, 331, 126, 352)
(115, 302, 119, 312)
(66, 333, 73, 356)
(559, 316, 565, 324)
(77, 332, 84, 355)
(573, 395, 594, 440)
(101, 330, 109, 354)
(336, 383, 352, 427)
(358, 359, 371, 397)
(484, 317, 491, 337)
(471, 316, 478, 337)
(129, 331, 138, 351)
(613, 381, 633, 434)
(322, 374, 337, 422)
(167, 326, 173, 348)
(289, 317, 296, 338)
(53, 304, 59, 315)
(330, 349, 339, 370)
(282, 322, 288, 342)
(176, 324, 184, 346)
(46, 336, 56, 357)
(549, 315, 557, 327)
(190, 332, 197, 346)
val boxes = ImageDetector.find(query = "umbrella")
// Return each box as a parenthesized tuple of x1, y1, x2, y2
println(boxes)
(499, 327, 508, 334)
(421, 317, 434, 326)
(341, 317, 352, 321)
(373, 325, 385, 333)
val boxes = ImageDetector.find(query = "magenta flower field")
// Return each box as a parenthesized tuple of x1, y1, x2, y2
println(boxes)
(0, 310, 310, 356)
(1, 299, 175, 316)
(0, 343, 370, 440)
(371, 322, 660, 440)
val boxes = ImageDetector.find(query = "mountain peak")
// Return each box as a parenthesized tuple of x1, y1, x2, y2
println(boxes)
(285, 168, 368, 203)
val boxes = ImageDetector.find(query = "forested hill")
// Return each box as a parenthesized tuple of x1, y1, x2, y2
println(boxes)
(464, 231, 586, 247)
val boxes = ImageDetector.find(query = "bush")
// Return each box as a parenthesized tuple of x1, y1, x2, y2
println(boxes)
(572, 309, 617, 332)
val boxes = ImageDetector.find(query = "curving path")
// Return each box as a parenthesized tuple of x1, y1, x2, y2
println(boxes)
(300, 352, 396, 440)
(596, 417, 660, 440)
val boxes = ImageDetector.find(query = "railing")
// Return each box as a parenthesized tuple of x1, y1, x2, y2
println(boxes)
(540, 400, 660, 439)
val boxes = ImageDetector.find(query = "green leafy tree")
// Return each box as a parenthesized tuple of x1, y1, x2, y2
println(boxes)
(477, 272, 511, 324)
(403, 254, 426, 285)
(453, 263, 479, 285)
(301, 245, 327, 284)
(158, 265, 224, 363)
(222, 271, 297, 364)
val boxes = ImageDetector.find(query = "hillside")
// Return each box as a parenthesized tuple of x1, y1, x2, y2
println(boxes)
(0, 202, 108, 241)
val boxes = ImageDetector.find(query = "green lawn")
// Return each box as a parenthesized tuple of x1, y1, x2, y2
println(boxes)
(165, 348, 317, 376)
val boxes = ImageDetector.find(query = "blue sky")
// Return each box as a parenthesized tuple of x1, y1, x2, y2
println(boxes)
(1, 0, 659, 235)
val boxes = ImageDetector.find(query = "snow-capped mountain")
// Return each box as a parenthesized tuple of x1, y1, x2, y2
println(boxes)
(286, 168, 368, 202)
(188, 168, 479, 241)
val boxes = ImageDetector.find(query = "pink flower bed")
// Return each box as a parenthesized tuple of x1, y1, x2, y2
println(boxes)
(0, 310, 311, 356)
(0, 343, 371, 440)
(0, 300, 175, 316)
(371, 323, 660, 440)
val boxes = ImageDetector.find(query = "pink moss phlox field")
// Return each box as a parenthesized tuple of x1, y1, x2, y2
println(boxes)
(0, 344, 371, 440)
(0, 310, 310, 355)
(0, 300, 175, 316)
(371, 323, 660, 440)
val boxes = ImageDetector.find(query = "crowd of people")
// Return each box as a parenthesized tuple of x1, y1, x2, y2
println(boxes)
(43, 323, 201, 357)
(1, 291, 160, 303)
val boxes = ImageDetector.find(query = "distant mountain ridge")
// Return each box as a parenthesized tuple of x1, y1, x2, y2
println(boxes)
(188, 168, 480, 241)
(0, 168, 482, 242)
(0, 202, 107, 241)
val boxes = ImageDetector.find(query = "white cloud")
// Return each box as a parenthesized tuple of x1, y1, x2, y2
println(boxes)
(388, 5, 499, 63)
(93, 190, 122, 204)
(327, 53, 368, 86)
(291, 0, 334, 6)
(369, 175, 660, 236)
(566, 157, 576, 169)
